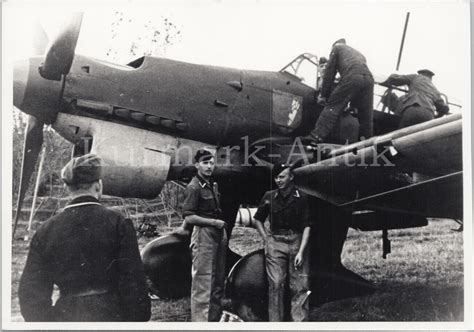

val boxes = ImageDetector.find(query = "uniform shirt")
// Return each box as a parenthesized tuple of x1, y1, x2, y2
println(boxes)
(18, 195, 151, 322)
(321, 43, 373, 98)
(182, 175, 221, 219)
(253, 185, 312, 233)
(385, 73, 444, 113)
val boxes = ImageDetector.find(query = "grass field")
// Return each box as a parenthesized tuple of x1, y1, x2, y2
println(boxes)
(10, 218, 463, 322)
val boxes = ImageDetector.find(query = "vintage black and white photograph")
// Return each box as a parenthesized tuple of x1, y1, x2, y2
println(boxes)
(2, 0, 471, 328)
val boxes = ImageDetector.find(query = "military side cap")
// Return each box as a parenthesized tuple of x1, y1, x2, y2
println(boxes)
(272, 163, 291, 178)
(272, 158, 306, 177)
(332, 38, 346, 46)
(194, 149, 214, 163)
(417, 69, 435, 77)
(61, 154, 102, 185)
(289, 158, 305, 170)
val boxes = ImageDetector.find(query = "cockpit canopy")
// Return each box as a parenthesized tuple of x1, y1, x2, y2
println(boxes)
(280, 53, 322, 90)
(281, 54, 462, 115)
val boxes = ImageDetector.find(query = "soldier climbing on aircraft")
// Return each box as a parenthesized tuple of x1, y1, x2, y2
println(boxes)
(304, 38, 374, 144)
(381, 69, 449, 128)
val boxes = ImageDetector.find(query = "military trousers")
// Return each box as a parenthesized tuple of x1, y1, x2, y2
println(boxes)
(312, 73, 374, 142)
(265, 232, 310, 321)
(190, 225, 228, 322)
(399, 105, 434, 128)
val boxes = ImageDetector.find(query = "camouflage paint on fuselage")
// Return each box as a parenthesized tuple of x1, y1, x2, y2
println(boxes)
(63, 55, 320, 146)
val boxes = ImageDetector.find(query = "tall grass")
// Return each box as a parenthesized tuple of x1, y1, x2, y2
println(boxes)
(11, 218, 463, 322)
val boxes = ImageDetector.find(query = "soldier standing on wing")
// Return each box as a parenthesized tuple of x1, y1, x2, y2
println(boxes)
(304, 38, 374, 143)
(381, 69, 449, 128)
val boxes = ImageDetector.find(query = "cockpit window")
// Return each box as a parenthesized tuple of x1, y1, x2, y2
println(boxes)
(127, 56, 146, 69)
(280, 53, 321, 90)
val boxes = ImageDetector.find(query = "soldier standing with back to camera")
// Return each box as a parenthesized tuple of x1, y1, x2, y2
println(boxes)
(18, 154, 151, 321)
(182, 149, 228, 322)
(253, 163, 312, 321)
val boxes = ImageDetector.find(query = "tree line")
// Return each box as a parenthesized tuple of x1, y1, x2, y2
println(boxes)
(12, 12, 181, 202)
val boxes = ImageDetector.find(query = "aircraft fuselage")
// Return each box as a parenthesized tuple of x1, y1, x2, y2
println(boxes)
(62, 55, 321, 146)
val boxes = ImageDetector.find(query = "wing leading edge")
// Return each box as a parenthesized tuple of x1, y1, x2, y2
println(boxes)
(294, 113, 463, 219)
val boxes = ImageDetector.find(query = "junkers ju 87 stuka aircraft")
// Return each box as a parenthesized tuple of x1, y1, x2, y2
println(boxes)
(13, 13, 463, 321)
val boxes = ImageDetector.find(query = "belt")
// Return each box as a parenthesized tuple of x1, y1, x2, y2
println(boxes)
(61, 287, 112, 298)
(271, 229, 301, 236)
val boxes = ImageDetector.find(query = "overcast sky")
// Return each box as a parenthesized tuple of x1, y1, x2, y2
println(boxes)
(4, 0, 470, 108)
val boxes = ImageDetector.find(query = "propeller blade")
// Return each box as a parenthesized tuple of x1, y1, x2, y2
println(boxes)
(13, 116, 44, 239)
(32, 19, 49, 55)
(39, 12, 83, 81)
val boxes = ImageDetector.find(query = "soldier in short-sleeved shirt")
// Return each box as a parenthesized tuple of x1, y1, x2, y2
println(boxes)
(182, 175, 221, 220)
(253, 189, 312, 234)
(182, 149, 227, 322)
(253, 164, 312, 321)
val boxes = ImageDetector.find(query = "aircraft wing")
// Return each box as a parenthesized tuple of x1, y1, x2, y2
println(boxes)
(293, 113, 463, 220)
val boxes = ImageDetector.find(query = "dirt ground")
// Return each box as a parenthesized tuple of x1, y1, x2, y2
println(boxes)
(10, 218, 463, 322)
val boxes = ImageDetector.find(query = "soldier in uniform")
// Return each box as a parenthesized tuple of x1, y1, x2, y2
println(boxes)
(182, 149, 227, 322)
(305, 38, 374, 143)
(381, 69, 449, 128)
(316, 56, 328, 89)
(18, 154, 151, 322)
(253, 163, 312, 321)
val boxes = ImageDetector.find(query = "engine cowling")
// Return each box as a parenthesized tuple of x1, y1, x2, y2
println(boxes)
(90, 121, 174, 198)
(54, 113, 177, 198)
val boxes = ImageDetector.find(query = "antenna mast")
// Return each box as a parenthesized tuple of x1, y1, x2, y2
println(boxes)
(396, 12, 410, 71)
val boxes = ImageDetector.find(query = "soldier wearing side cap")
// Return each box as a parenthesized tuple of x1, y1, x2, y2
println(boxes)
(182, 149, 227, 322)
(381, 69, 449, 128)
(252, 162, 313, 321)
(18, 154, 151, 322)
